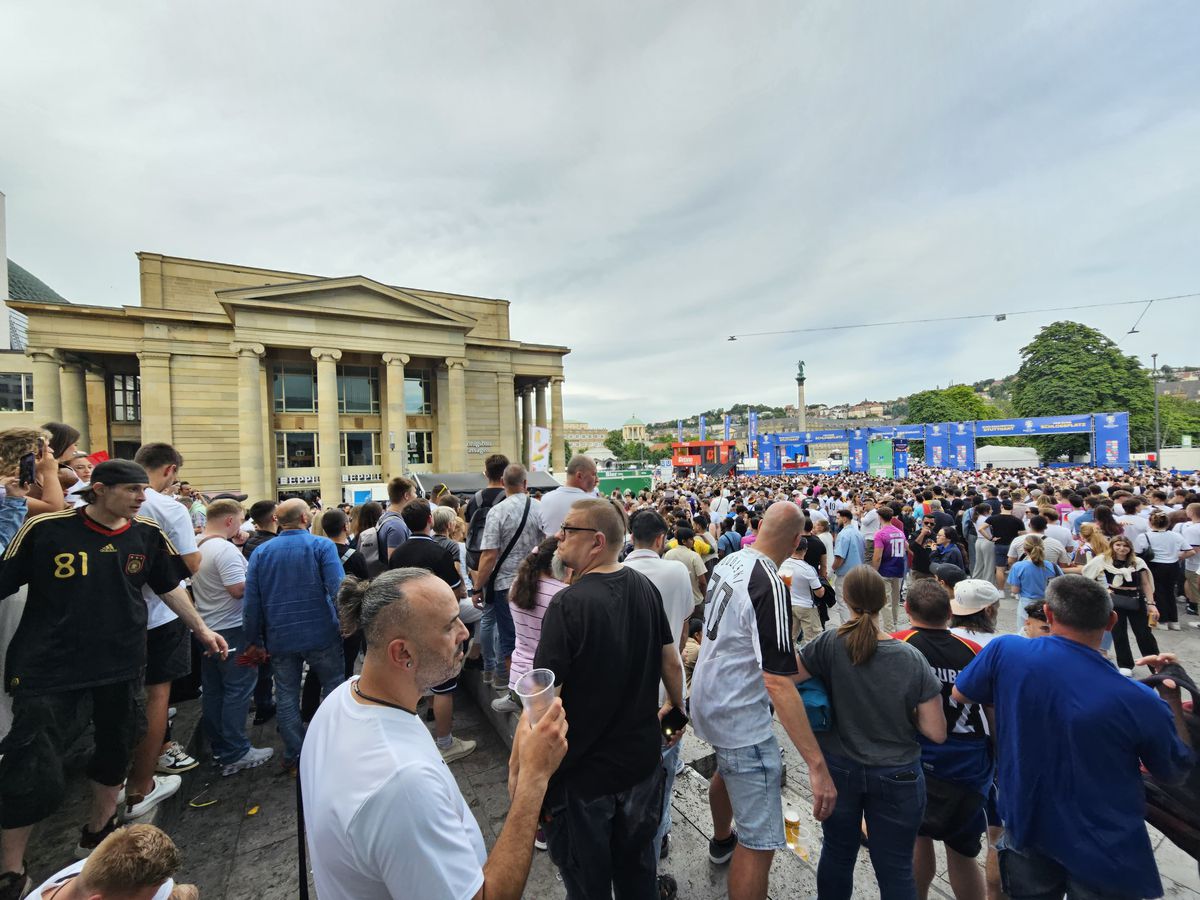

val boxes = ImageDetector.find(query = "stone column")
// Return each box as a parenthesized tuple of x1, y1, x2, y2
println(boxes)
(445, 357, 469, 471)
(28, 350, 62, 422)
(520, 386, 534, 467)
(496, 373, 517, 459)
(382, 353, 410, 478)
(311, 347, 343, 504)
(84, 369, 108, 454)
(535, 380, 548, 428)
(231, 342, 267, 498)
(550, 375, 566, 472)
(136, 351, 173, 443)
(59, 362, 89, 436)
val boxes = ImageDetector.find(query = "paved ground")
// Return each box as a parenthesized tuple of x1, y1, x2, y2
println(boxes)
(23, 589, 1200, 898)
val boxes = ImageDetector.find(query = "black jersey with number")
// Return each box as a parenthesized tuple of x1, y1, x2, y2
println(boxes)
(0, 508, 187, 695)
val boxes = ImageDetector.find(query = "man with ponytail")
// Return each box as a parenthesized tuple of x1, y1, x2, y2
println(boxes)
(301, 569, 568, 900)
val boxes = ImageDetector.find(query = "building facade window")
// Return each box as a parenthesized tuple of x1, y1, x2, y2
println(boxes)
(0, 373, 34, 413)
(275, 431, 319, 469)
(110, 374, 140, 422)
(272, 364, 317, 412)
(407, 430, 434, 465)
(341, 431, 380, 467)
(337, 365, 379, 414)
(404, 370, 433, 415)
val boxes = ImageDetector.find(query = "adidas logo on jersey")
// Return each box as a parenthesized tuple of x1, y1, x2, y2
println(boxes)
(99, 543, 118, 553)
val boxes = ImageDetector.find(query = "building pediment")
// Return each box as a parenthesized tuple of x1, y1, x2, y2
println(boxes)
(216, 276, 477, 330)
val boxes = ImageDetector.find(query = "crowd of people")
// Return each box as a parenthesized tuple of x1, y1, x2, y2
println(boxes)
(0, 421, 1197, 899)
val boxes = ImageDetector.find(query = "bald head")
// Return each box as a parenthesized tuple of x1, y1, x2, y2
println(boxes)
(276, 498, 310, 529)
(755, 502, 806, 566)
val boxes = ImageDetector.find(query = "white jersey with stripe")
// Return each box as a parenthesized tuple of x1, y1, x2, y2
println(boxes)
(690, 547, 798, 749)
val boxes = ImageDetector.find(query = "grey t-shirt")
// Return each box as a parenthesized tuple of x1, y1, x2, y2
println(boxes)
(481, 493, 546, 591)
(800, 629, 941, 766)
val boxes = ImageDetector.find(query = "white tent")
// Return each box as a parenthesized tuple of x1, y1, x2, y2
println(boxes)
(976, 445, 1040, 468)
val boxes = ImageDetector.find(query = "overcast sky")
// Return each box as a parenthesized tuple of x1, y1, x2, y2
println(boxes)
(3, 2, 1198, 429)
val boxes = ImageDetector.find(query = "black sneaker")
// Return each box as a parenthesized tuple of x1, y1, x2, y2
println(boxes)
(252, 704, 276, 726)
(76, 815, 119, 859)
(708, 830, 738, 864)
(659, 831, 670, 860)
(656, 874, 678, 900)
(0, 868, 30, 900)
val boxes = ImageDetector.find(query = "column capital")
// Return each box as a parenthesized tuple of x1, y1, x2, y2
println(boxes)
(445, 357, 469, 371)
(382, 353, 411, 367)
(230, 341, 266, 358)
(59, 361, 86, 375)
(25, 348, 59, 364)
(310, 347, 343, 363)
(550, 375, 565, 387)
(136, 350, 172, 365)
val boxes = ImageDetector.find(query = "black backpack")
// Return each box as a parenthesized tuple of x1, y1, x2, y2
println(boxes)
(465, 488, 502, 570)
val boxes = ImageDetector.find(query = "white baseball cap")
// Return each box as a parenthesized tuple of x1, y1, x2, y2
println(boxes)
(950, 579, 1003, 616)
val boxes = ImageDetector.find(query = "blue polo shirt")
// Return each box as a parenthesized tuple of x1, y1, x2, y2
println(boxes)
(956, 635, 1193, 898)
(1005, 559, 1060, 600)
(833, 524, 864, 570)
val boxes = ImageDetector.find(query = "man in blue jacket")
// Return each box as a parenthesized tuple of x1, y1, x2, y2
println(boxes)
(243, 497, 346, 772)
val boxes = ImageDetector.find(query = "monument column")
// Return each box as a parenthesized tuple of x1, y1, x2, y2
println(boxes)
(59, 362, 89, 437)
(535, 380, 548, 428)
(497, 372, 517, 459)
(28, 349, 62, 422)
(382, 353, 410, 478)
(231, 343, 267, 498)
(520, 386, 534, 467)
(550, 375, 566, 472)
(311, 347, 343, 504)
(445, 357, 469, 471)
(796, 359, 807, 434)
(136, 351, 173, 443)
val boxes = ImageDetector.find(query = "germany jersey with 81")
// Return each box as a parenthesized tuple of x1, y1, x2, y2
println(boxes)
(0, 508, 188, 695)
(690, 547, 797, 749)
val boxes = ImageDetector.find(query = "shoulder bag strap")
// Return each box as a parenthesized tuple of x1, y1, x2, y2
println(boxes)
(489, 496, 532, 590)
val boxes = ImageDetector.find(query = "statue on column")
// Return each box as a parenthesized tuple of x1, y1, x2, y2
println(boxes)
(796, 360, 806, 384)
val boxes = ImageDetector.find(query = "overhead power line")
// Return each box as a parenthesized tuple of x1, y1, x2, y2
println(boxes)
(726, 291, 1200, 341)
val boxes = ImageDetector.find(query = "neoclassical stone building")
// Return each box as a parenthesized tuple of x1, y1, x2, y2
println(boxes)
(5, 253, 569, 502)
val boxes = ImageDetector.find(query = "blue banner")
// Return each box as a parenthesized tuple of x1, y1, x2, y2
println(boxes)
(677, 419, 683, 442)
(800, 428, 847, 444)
(723, 414, 730, 441)
(948, 421, 976, 470)
(699, 415, 707, 441)
(748, 412, 758, 455)
(973, 414, 1094, 437)
(1093, 412, 1130, 468)
(848, 428, 869, 473)
(894, 440, 910, 479)
(924, 422, 950, 468)
(890, 424, 928, 440)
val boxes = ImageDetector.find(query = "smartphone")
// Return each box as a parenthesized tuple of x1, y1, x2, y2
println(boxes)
(18, 452, 36, 488)
(661, 706, 689, 739)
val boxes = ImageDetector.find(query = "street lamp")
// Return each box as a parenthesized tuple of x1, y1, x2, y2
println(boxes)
(1152, 353, 1161, 468)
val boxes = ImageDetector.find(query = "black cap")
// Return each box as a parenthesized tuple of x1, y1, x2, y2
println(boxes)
(90, 460, 150, 486)
(930, 563, 967, 586)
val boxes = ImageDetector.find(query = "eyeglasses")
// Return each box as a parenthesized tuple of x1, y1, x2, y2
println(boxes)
(559, 524, 600, 536)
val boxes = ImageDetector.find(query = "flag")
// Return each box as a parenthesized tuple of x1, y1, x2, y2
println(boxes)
(699, 415, 707, 441)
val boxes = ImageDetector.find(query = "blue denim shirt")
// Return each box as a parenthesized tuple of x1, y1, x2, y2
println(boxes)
(0, 496, 28, 555)
(243, 529, 345, 654)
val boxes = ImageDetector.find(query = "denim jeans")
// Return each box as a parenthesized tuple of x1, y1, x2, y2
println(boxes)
(254, 660, 275, 711)
(200, 626, 259, 764)
(271, 640, 346, 763)
(818, 752, 926, 900)
(544, 764, 665, 900)
(477, 587, 515, 675)
(998, 840, 1140, 900)
(655, 742, 681, 868)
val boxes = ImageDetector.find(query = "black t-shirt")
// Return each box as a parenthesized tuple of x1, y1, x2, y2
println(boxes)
(802, 537, 826, 573)
(534, 567, 672, 801)
(242, 529, 277, 561)
(893, 626, 987, 740)
(335, 544, 370, 580)
(0, 509, 187, 695)
(986, 513, 1023, 545)
(465, 487, 505, 525)
(908, 535, 933, 575)
(388, 534, 461, 589)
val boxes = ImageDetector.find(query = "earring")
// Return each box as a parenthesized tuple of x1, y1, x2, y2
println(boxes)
(406, 661, 412, 668)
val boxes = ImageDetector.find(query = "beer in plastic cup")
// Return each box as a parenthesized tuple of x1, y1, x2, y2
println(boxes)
(795, 825, 812, 860)
(515, 668, 556, 725)
(781, 570, 793, 590)
(784, 808, 800, 848)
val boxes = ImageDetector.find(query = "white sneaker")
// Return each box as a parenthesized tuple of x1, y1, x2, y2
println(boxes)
(439, 736, 477, 763)
(221, 746, 274, 777)
(491, 695, 520, 714)
(122, 775, 181, 820)
(1167, 622, 1182, 631)
(156, 741, 199, 775)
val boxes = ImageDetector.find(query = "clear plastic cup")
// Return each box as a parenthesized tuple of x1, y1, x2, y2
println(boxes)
(795, 825, 812, 860)
(784, 808, 800, 848)
(515, 668, 556, 725)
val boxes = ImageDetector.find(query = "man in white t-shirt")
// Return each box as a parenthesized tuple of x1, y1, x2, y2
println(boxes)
(124, 443, 203, 821)
(538, 454, 599, 537)
(779, 538, 825, 647)
(1177, 503, 1200, 623)
(302, 569, 568, 900)
(690, 502, 835, 900)
(193, 499, 273, 777)
(622, 509, 695, 871)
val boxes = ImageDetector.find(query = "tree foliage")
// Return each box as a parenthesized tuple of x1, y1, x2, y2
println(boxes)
(1010, 321, 1153, 459)
(904, 385, 1004, 426)
(603, 429, 655, 462)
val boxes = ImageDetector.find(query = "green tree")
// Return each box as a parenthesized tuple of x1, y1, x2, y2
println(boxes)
(904, 385, 1004, 426)
(621, 441, 651, 462)
(1160, 394, 1200, 446)
(604, 429, 625, 456)
(1010, 321, 1153, 459)
(563, 439, 573, 461)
